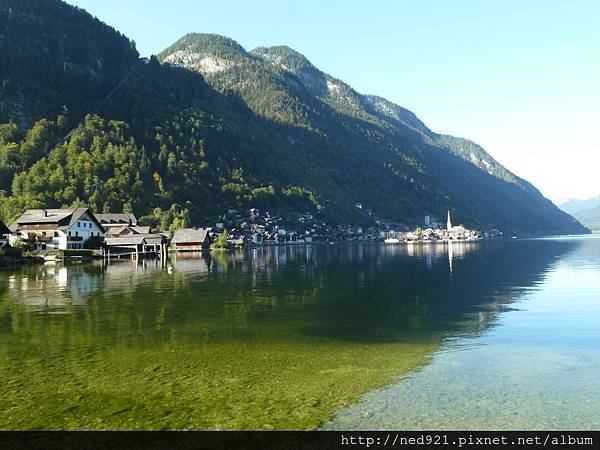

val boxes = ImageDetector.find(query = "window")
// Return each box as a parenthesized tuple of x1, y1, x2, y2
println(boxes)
(75, 231, 79, 237)
(54, 231, 59, 238)
(77, 222, 81, 227)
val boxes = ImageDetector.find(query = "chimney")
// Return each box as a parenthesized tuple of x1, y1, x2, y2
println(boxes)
(44, 209, 48, 217)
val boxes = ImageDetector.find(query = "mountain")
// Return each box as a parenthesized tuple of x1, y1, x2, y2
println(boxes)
(573, 206, 600, 231)
(158, 34, 587, 234)
(560, 197, 600, 231)
(559, 196, 600, 215)
(0, 1, 589, 235)
(0, 0, 138, 130)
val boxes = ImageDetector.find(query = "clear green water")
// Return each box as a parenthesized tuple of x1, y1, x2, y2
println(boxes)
(0, 238, 596, 429)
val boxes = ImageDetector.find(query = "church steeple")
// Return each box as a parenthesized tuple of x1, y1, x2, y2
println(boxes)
(447, 210, 452, 231)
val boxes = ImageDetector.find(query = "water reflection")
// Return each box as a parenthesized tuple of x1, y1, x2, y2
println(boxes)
(5, 264, 101, 312)
(324, 237, 600, 430)
(0, 240, 577, 346)
(0, 239, 583, 429)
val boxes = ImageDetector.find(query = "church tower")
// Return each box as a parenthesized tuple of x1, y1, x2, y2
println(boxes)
(447, 210, 452, 231)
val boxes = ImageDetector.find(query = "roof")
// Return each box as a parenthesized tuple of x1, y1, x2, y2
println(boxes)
(95, 213, 138, 226)
(172, 228, 210, 244)
(141, 234, 165, 245)
(106, 226, 130, 236)
(105, 236, 147, 246)
(10, 208, 104, 232)
(105, 233, 166, 247)
(130, 226, 151, 234)
(105, 225, 151, 236)
(0, 220, 10, 235)
(12, 209, 75, 225)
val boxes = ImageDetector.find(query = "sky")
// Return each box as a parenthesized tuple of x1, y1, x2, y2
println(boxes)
(65, 0, 600, 203)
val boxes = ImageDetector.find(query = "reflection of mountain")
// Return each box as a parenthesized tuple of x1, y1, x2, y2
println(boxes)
(0, 241, 575, 337)
(537, 236, 599, 268)
(225, 240, 574, 343)
(324, 236, 600, 431)
(0, 239, 577, 430)
(0, 241, 576, 343)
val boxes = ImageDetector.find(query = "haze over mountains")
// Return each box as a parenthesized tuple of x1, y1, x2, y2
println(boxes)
(0, 0, 589, 234)
(560, 196, 600, 231)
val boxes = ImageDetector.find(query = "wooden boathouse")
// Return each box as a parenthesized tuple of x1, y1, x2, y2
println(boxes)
(103, 234, 168, 260)
(171, 228, 212, 252)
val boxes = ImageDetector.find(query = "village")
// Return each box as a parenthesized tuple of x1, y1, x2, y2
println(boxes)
(0, 206, 501, 263)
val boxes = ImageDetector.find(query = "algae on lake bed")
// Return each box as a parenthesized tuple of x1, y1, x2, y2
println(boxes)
(0, 333, 438, 430)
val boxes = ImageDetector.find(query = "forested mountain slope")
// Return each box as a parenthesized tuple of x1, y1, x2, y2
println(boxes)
(0, 1, 588, 234)
(0, 0, 138, 129)
(160, 35, 587, 234)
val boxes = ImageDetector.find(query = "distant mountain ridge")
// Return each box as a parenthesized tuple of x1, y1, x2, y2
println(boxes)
(560, 196, 600, 231)
(158, 33, 587, 234)
(0, 3, 589, 234)
(574, 206, 600, 231)
(560, 196, 600, 215)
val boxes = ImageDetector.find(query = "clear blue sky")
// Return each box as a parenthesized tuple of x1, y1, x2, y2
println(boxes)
(65, 0, 600, 203)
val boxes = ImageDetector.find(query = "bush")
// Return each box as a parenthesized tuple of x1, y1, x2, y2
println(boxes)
(11, 238, 35, 252)
(210, 230, 230, 250)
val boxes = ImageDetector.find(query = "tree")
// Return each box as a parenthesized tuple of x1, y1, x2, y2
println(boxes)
(211, 229, 230, 250)
(12, 237, 36, 252)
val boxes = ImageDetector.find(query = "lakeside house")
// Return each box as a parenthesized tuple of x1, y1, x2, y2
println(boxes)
(172, 228, 212, 251)
(0, 220, 10, 248)
(94, 213, 169, 258)
(9, 208, 104, 250)
(104, 234, 167, 258)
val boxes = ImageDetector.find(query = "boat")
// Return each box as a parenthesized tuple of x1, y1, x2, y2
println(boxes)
(43, 255, 62, 262)
(384, 238, 400, 244)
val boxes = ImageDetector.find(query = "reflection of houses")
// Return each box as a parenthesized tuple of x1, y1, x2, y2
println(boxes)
(9, 208, 104, 250)
(171, 253, 212, 274)
(172, 228, 212, 251)
(7, 264, 101, 310)
(95, 213, 138, 231)
(0, 220, 9, 247)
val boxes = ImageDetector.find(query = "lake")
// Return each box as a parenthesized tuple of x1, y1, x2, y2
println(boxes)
(1, 236, 599, 430)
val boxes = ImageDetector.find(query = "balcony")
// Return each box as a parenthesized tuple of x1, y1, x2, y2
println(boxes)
(68, 236, 83, 242)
